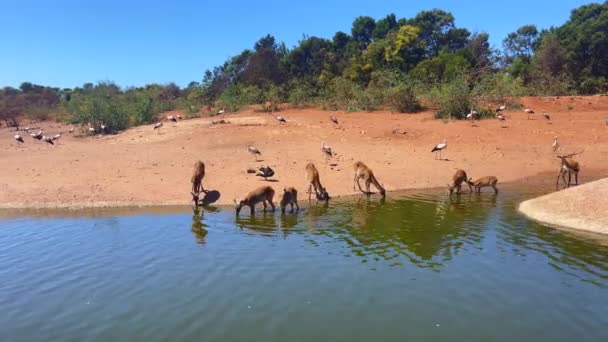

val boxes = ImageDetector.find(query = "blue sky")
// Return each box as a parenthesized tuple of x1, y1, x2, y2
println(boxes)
(0, 0, 596, 89)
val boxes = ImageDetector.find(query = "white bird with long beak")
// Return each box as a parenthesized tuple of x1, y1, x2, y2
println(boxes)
(321, 141, 333, 162)
(276, 115, 286, 123)
(42, 136, 54, 145)
(153, 122, 163, 133)
(247, 145, 262, 161)
(552, 137, 560, 152)
(14, 134, 24, 143)
(52, 133, 62, 141)
(431, 139, 447, 160)
(496, 104, 506, 112)
(524, 108, 535, 120)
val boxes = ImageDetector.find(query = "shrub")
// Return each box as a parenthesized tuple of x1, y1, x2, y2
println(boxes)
(287, 81, 316, 108)
(386, 82, 422, 113)
(432, 77, 476, 120)
(472, 73, 527, 102)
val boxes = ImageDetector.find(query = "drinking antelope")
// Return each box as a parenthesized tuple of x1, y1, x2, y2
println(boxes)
(448, 169, 472, 195)
(305, 163, 329, 201)
(280, 187, 299, 213)
(191, 160, 206, 206)
(353, 161, 386, 197)
(234, 186, 275, 215)
(467, 176, 499, 194)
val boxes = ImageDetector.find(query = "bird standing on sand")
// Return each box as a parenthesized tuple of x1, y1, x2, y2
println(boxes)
(167, 116, 178, 124)
(14, 134, 24, 143)
(153, 122, 163, 133)
(69, 127, 74, 133)
(321, 141, 333, 162)
(524, 108, 535, 120)
(52, 133, 61, 141)
(431, 139, 447, 160)
(42, 136, 54, 145)
(330, 115, 339, 125)
(276, 115, 286, 123)
(217, 109, 225, 115)
(466, 109, 478, 121)
(552, 137, 560, 152)
(543, 113, 551, 121)
(496, 104, 507, 112)
(176, 114, 182, 120)
(248, 145, 262, 161)
(31, 130, 43, 140)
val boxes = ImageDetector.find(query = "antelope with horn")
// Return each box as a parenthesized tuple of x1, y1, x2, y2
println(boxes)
(353, 161, 386, 197)
(556, 150, 583, 189)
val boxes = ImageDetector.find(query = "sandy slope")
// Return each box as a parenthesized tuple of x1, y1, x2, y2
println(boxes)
(1, 96, 607, 208)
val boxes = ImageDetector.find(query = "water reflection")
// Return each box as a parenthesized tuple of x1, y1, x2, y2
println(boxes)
(191, 207, 208, 244)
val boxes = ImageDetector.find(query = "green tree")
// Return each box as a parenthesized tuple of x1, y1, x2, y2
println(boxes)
(351, 16, 376, 46)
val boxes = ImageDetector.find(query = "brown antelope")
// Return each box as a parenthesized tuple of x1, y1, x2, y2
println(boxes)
(467, 176, 499, 194)
(280, 187, 299, 213)
(234, 186, 275, 215)
(264, 101, 274, 114)
(556, 150, 582, 189)
(353, 161, 386, 197)
(191, 160, 206, 205)
(448, 169, 472, 195)
(305, 162, 329, 201)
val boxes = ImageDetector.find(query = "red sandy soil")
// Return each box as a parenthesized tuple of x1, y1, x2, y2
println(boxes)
(1, 96, 607, 209)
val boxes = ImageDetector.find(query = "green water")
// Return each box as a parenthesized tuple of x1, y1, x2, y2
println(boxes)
(0, 185, 607, 341)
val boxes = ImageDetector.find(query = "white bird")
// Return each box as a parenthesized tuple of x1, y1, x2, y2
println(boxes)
(167, 115, 178, 124)
(100, 123, 107, 133)
(466, 109, 478, 121)
(88, 123, 95, 134)
(176, 114, 183, 120)
(23, 127, 30, 132)
(496, 104, 507, 112)
(247, 145, 262, 161)
(52, 133, 62, 141)
(32, 130, 43, 140)
(14, 134, 24, 143)
(524, 108, 535, 120)
(321, 141, 333, 162)
(552, 137, 560, 152)
(329, 115, 339, 125)
(69, 127, 74, 133)
(217, 109, 225, 115)
(153, 122, 163, 133)
(276, 116, 286, 123)
(42, 135, 54, 145)
(431, 139, 447, 160)
(497, 114, 506, 121)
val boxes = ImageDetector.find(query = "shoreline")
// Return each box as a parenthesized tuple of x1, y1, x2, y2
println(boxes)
(2, 97, 607, 212)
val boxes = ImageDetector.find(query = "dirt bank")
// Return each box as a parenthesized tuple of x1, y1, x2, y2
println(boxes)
(519, 178, 608, 235)
(1, 96, 607, 209)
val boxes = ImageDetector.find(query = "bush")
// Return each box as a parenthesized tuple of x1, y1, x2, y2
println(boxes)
(386, 82, 422, 113)
(355, 87, 384, 111)
(287, 81, 316, 108)
(432, 77, 476, 120)
(472, 73, 527, 102)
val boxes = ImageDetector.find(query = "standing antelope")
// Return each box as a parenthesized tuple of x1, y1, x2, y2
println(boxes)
(448, 169, 472, 195)
(190, 160, 206, 206)
(264, 101, 274, 114)
(353, 161, 386, 197)
(556, 151, 582, 189)
(234, 186, 275, 215)
(467, 176, 499, 194)
(305, 162, 329, 201)
(280, 187, 299, 213)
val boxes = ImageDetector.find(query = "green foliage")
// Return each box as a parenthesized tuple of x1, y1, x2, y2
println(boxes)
(287, 81, 316, 108)
(386, 82, 422, 113)
(431, 76, 475, 120)
(410, 51, 470, 84)
(472, 73, 527, 102)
